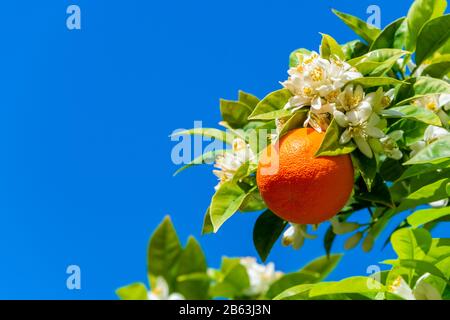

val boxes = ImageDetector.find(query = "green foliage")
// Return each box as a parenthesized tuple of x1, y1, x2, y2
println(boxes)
(370, 18, 406, 50)
(415, 14, 450, 66)
(118, 217, 345, 300)
(320, 33, 345, 60)
(405, 0, 447, 51)
(116, 283, 148, 300)
(147, 216, 183, 285)
(348, 49, 407, 76)
(315, 119, 356, 156)
(166, 0, 450, 300)
(276, 228, 450, 300)
(248, 89, 292, 120)
(266, 254, 342, 299)
(332, 9, 380, 43)
(404, 136, 450, 164)
(382, 105, 442, 126)
(253, 210, 287, 262)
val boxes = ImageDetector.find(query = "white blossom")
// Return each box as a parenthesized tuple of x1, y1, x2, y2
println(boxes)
(148, 277, 185, 300)
(239, 257, 283, 296)
(333, 85, 387, 158)
(429, 199, 449, 208)
(282, 223, 317, 250)
(388, 274, 442, 300)
(213, 138, 255, 190)
(282, 52, 362, 132)
(379, 130, 403, 160)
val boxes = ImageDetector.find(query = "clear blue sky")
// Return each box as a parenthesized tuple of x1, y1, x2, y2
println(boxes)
(0, 0, 446, 299)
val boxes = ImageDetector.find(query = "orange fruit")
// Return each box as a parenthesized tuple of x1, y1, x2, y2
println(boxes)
(257, 128, 354, 224)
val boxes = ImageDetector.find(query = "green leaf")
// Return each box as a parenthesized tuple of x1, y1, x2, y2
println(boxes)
(248, 89, 293, 120)
(395, 77, 450, 105)
(341, 40, 369, 60)
(391, 228, 432, 260)
(351, 149, 377, 191)
(253, 210, 287, 262)
(422, 61, 450, 78)
(348, 77, 404, 88)
(210, 181, 247, 232)
(177, 237, 207, 275)
(173, 149, 224, 176)
(324, 226, 337, 257)
(332, 9, 381, 43)
(397, 178, 450, 212)
(278, 110, 308, 138)
(355, 174, 394, 207)
(416, 14, 450, 66)
(238, 90, 260, 110)
(300, 254, 343, 282)
(116, 283, 148, 300)
(240, 189, 266, 212)
(266, 273, 318, 299)
(380, 158, 405, 182)
(407, 207, 450, 228)
(147, 216, 183, 283)
(382, 105, 441, 126)
(406, 0, 447, 51)
(383, 259, 448, 281)
(315, 119, 356, 156)
(175, 237, 209, 299)
(265, 254, 345, 299)
(289, 48, 311, 67)
(210, 259, 250, 298)
(404, 136, 450, 164)
(273, 284, 315, 300)
(201, 208, 213, 235)
(320, 33, 345, 60)
(371, 18, 406, 50)
(220, 99, 253, 129)
(171, 128, 235, 145)
(308, 276, 384, 297)
(349, 49, 407, 76)
(397, 158, 450, 181)
(388, 118, 428, 145)
(393, 19, 408, 49)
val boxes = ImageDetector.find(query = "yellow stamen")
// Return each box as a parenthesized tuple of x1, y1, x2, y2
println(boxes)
(310, 67, 323, 82)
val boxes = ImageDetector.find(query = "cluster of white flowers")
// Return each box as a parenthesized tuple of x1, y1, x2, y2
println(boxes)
(281, 223, 317, 250)
(147, 277, 185, 300)
(282, 52, 362, 132)
(333, 85, 396, 158)
(239, 257, 283, 296)
(282, 52, 404, 159)
(388, 274, 442, 300)
(213, 138, 255, 190)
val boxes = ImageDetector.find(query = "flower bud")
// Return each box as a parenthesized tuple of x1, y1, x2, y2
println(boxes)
(362, 233, 374, 252)
(344, 232, 363, 250)
(330, 217, 360, 235)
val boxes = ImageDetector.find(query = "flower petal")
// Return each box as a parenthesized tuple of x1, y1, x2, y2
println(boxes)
(354, 136, 373, 158)
(340, 128, 352, 144)
(334, 110, 349, 127)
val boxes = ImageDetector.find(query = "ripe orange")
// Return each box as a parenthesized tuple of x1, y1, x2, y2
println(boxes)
(257, 128, 354, 224)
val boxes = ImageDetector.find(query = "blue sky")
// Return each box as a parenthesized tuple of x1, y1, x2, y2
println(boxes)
(0, 0, 446, 299)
